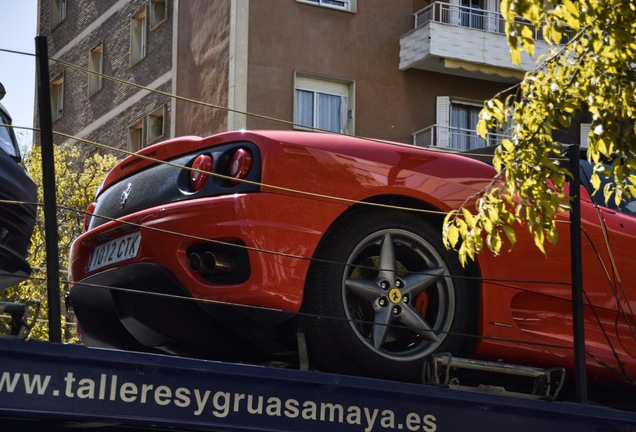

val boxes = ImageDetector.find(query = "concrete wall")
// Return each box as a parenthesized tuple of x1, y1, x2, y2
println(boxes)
(174, 0, 231, 138)
(244, 0, 507, 144)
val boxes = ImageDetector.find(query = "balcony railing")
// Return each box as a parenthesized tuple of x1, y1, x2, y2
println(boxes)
(413, 2, 569, 43)
(412, 124, 509, 151)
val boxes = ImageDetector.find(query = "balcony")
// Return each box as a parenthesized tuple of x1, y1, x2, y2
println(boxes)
(412, 124, 508, 151)
(400, 2, 554, 83)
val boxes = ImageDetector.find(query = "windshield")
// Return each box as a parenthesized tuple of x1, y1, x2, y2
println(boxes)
(580, 159, 636, 215)
(0, 109, 19, 159)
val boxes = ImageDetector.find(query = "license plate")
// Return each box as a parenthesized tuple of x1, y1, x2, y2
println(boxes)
(87, 232, 141, 272)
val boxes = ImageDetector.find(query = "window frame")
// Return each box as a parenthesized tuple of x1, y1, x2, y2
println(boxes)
(294, 74, 353, 135)
(51, 73, 65, 122)
(150, 0, 168, 30)
(130, 9, 147, 65)
(296, 0, 356, 13)
(88, 43, 104, 97)
(436, 96, 510, 150)
(50, 0, 67, 29)
(146, 106, 166, 144)
(128, 119, 144, 152)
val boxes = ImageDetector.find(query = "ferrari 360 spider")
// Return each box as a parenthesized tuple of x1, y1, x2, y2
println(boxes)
(68, 130, 636, 388)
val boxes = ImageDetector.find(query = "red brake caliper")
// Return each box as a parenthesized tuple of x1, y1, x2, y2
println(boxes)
(415, 293, 429, 316)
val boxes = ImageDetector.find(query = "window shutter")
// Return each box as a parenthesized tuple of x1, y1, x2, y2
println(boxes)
(485, 0, 498, 32)
(449, 0, 461, 25)
(580, 123, 591, 147)
(340, 96, 348, 134)
(436, 96, 451, 148)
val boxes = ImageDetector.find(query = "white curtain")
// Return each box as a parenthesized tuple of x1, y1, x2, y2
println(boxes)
(450, 105, 467, 150)
(450, 104, 485, 150)
(317, 93, 341, 133)
(469, 108, 483, 149)
(296, 89, 347, 133)
(339, 96, 348, 134)
(295, 90, 314, 128)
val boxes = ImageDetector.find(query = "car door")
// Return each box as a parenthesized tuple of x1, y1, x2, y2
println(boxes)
(579, 160, 636, 358)
(598, 207, 636, 357)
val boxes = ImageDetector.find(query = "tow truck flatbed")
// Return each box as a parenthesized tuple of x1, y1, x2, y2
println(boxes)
(0, 339, 635, 431)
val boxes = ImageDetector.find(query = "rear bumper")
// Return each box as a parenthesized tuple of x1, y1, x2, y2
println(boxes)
(0, 151, 37, 289)
(70, 263, 296, 358)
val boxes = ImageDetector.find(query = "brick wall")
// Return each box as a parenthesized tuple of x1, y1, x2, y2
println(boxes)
(38, 0, 173, 154)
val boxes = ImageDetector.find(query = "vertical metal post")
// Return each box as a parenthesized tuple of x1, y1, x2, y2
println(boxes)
(567, 144, 587, 404)
(35, 36, 62, 343)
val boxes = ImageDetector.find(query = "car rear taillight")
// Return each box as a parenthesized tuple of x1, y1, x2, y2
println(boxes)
(190, 154, 213, 191)
(84, 202, 96, 232)
(229, 148, 253, 185)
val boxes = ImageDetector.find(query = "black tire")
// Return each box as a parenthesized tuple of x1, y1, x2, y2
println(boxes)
(303, 207, 476, 381)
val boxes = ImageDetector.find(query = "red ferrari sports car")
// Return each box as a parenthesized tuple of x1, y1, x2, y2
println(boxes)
(68, 130, 636, 388)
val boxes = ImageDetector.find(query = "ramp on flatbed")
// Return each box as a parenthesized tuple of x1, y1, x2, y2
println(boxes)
(0, 339, 634, 431)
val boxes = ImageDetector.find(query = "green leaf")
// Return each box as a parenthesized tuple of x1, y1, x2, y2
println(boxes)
(503, 225, 517, 245)
(487, 233, 503, 254)
(446, 224, 460, 248)
(510, 46, 522, 65)
(520, 25, 536, 56)
(534, 232, 546, 255)
(444, 0, 636, 260)
(462, 208, 475, 228)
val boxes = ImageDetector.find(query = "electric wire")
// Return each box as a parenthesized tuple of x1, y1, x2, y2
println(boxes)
(0, 267, 578, 354)
(5, 152, 635, 384)
(1, 48, 634, 386)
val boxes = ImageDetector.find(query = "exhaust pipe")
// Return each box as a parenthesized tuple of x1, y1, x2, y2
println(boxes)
(189, 251, 233, 276)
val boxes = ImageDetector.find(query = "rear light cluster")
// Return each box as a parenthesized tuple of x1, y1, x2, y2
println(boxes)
(229, 148, 253, 185)
(190, 154, 213, 191)
(189, 147, 253, 191)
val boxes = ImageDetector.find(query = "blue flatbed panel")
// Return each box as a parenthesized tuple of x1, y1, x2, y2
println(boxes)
(0, 339, 634, 431)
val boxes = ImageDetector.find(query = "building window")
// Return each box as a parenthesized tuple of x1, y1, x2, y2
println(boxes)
(128, 120, 144, 152)
(436, 96, 510, 150)
(50, 0, 67, 28)
(460, 0, 485, 29)
(436, 97, 483, 150)
(51, 73, 64, 122)
(150, 0, 167, 29)
(130, 10, 147, 65)
(447, 0, 505, 33)
(297, 0, 356, 12)
(294, 75, 353, 134)
(147, 106, 165, 144)
(450, 102, 483, 150)
(88, 44, 103, 96)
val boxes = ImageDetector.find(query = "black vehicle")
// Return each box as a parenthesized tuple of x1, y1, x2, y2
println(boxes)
(0, 84, 37, 290)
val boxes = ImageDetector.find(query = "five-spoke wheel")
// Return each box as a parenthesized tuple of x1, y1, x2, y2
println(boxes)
(304, 208, 476, 380)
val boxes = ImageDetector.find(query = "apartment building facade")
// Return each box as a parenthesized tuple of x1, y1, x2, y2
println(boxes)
(38, 0, 584, 155)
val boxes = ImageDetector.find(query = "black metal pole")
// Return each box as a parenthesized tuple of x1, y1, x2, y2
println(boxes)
(568, 144, 587, 404)
(35, 36, 62, 343)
